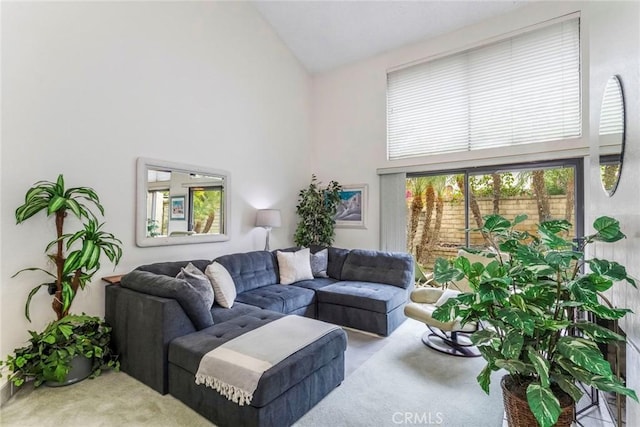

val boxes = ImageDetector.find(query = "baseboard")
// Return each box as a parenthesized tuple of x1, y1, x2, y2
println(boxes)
(0, 381, 17, 407)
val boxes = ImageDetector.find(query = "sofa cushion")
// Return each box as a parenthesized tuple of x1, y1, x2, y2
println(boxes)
(205, 262, 237, 308)
(121, 270, 214, 330)
(290, 277, 337, 291)
(210, 302, 262, 324)
(215, 251, 278, 293)
(235, 284, 316, 314)
(317, 281, 407, 314)
(168, 311, 347, 408)
(310, 249, 329, 278)
(277, 248, 314, 285)
(327, 247, 350, 280)
(341, 250, 413, 289)
(136, 260, 211, 277)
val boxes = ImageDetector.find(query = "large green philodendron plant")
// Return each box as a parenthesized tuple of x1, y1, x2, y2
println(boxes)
(14, 174, 122, 321)
(432, 214, 637, 427)
(294, 175, 342, 247)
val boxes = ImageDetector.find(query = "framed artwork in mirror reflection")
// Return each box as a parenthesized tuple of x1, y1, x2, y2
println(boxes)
(170, 196, 186, 220)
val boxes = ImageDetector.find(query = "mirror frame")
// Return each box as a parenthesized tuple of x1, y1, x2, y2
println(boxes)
(598, 75, 626, 197)
(136, 157, 230, 247)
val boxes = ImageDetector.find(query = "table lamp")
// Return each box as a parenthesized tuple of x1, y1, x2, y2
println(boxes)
(255, 209, 281, 251)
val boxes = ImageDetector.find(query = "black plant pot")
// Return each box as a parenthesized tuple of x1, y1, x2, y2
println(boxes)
(45, 355, 92, 387)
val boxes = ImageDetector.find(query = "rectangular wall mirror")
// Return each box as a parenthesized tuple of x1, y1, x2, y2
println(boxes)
(136, 157, 230, 247)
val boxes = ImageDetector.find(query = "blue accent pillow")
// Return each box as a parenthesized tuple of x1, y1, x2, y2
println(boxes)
(310, 248, 329, 278)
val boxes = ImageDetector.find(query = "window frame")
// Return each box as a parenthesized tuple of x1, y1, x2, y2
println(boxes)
(407, 157, 584, 248)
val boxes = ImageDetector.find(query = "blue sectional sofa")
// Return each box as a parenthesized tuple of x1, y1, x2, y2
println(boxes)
(104, 247, 413, 427)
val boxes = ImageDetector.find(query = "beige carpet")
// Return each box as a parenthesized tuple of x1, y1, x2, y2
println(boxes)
(296, 318, 504, 427)
(0, 319, 504, 426)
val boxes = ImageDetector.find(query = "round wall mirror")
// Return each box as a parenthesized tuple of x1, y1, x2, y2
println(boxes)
(598, 75, 625, 196)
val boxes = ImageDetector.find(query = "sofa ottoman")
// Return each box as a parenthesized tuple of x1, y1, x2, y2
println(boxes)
(167, 311, 347, 427)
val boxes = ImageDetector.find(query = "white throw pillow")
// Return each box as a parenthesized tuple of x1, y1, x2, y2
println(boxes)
(204, 262, 236, 308)
(277, 248, 314, 285)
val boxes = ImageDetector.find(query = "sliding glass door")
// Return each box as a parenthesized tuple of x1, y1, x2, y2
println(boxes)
(406, 159, 583, 270)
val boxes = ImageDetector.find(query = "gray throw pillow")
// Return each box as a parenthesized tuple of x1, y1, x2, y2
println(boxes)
(310, 248, 329, 278)
(176, 262, 215, 311)
(121, 266, 214, 330)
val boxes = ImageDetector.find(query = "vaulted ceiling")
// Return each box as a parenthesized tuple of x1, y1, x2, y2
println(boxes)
(252, 1, 529, 74)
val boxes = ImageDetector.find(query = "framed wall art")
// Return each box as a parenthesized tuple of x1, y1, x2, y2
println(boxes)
(335, 184, 367, 229)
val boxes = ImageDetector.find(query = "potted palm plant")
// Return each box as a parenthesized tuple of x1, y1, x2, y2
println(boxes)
(0, 174, 122, 387)
(432, 214, 637, 427)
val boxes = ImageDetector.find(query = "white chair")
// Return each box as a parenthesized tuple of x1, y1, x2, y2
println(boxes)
(404, 250, 501, 357)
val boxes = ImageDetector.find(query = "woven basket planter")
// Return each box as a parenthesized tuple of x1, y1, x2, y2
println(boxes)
(501, 376, 575, 427)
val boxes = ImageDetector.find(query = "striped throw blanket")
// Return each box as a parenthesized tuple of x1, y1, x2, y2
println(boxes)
(195, 315, 340, 406)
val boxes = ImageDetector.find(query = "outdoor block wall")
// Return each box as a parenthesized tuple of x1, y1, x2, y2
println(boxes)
(410, 195, 574, 268)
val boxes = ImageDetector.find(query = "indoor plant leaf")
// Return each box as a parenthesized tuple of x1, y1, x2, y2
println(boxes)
(24, 283, 50, 322)
(476, 363, 494, 394)
(512, 214, 527, 226)
(470, 329, 501, 349)
(433, 257, 465, 284)
(574, 321, 626, 343)
(590, 376, 639, 402)
(482, 214, 511, 233)
(556, 337, 612, 377)
(537, 225, 572, 250)
(495, 359, 529, 376)
(496, 308, 536, 336)
(539, 219, 572, 234)
(556, 356, 595, 384)
(431, 297, 460, 323)
(47, 194, 68, 215)
(583, 303, 631, 320)
(552, 374, 584, 404)
(527, 348, 550, 388)
(574, 274, 613, 293)
(526, 383, 561, 427)
(502, 330, 524, 359)
(588, 259, 636, 287)
(591, 216, 625, 242)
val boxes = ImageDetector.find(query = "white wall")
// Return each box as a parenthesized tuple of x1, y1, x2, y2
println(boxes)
(0, 1, 311, 372)
(586, 2, 640, 422)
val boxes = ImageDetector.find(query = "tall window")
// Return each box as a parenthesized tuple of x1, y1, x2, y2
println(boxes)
(388, 18, 581, 160)
(406, 160, 582, 270)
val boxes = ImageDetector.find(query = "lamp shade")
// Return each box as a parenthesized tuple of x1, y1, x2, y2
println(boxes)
(255, 209, 281, 228)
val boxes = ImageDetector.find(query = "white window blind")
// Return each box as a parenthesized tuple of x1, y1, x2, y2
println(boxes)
(387, 18, 581, 160)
